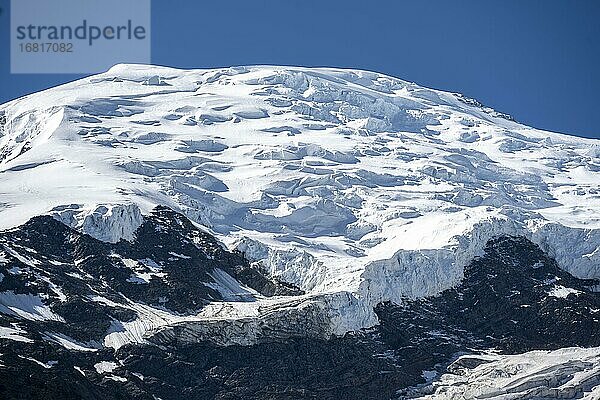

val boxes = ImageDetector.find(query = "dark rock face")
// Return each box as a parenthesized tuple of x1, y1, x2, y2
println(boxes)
(378, 236, 600, 357)
(1, 211, 599, 400)
(1, 205, 298, 315)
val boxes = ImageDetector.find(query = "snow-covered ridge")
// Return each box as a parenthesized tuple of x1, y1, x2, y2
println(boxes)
(1, 64, 599, 335)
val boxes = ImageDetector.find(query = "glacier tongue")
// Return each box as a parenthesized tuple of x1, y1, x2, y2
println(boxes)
(1, 64, 600, 338)
(413, 347, 600, 399)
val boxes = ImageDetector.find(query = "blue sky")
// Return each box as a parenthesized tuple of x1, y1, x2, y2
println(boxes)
(0, 0, 598, 139)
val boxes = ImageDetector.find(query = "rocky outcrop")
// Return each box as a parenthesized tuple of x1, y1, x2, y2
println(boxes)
(1, 210, 599, 399)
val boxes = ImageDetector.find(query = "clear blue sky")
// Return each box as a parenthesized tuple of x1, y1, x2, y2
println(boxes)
(0, 0, 598, 139)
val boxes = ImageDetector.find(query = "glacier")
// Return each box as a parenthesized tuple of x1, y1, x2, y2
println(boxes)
(1, 64, 599, 340)
(413, 347, 600, 399)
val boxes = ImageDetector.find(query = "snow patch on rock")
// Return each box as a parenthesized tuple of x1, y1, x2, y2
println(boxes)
(0, 324, 33, 343)
(0, 291, 64, 322)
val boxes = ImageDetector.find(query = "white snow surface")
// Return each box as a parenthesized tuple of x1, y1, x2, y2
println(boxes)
(94, 361, 118, 374)
(416, 347, 600, 399)
(0, 291, 65, 322)
(0, 323, 33, 343)
(548, 285, 582, 299)
(1, 64, 600, 337)
(43, 331, 100, 352)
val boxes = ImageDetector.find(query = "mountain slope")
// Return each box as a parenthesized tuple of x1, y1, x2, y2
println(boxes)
(1, 222, 599, 399)
(1, 64, 600, 399)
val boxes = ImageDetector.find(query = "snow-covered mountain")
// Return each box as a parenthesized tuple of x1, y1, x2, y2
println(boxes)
(1, 64, 599, 399)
